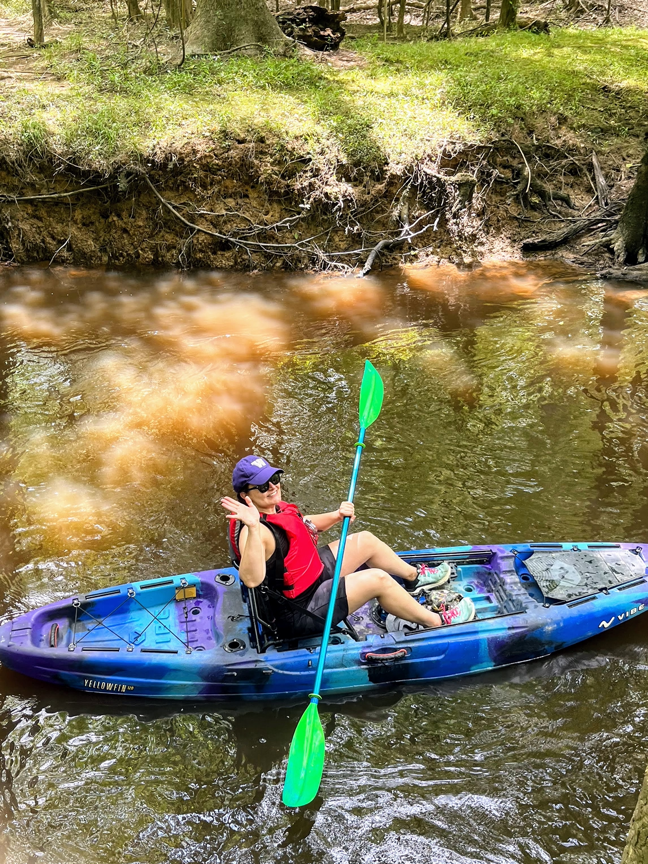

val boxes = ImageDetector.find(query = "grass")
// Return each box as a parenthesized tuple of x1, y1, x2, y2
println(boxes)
(1, 0, 647, 169)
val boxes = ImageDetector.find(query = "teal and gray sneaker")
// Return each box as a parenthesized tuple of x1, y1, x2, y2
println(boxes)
(439, 597, 476, 625)
(407, 561, 452, 593)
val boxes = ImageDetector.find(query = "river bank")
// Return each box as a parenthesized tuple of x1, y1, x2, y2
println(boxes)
(1, 3, 647, 270)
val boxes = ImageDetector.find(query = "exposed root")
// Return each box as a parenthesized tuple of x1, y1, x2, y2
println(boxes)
(522, 204, 621, 251)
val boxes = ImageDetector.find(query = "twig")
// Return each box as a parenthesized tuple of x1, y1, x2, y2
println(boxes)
(509, 138, 531, 194)
(591, 152, 609, 208)
(0, 184, 112, 203)
(358, 220, 435, 277)
(213, 43, 267, 56)
(48, 236, 70, 266)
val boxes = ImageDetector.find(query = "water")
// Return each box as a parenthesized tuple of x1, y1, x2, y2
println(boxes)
(1, 262, 648, 864)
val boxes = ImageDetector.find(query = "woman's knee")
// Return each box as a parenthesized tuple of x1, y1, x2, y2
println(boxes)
(360, 567, 391, 588)
(356, 530, 378, 552)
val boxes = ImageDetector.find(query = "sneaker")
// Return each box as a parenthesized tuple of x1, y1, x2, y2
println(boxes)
(439, 597, 476, 625)
(426, 589, 464, 613)
(407, 561, 452, 592)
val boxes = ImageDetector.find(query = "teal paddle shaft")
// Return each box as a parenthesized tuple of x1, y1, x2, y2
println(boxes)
(282, 360, 383, 808)
(310, 426, 366, 699)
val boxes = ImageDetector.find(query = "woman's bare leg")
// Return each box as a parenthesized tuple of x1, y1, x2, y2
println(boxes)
(327, 531, 417, 582)
(342, 568, 441, 628)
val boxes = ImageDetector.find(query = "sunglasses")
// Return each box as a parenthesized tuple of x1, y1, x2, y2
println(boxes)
(247, 471, 282, 494)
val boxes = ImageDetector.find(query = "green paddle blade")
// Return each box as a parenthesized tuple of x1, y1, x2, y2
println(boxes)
(282, 701, 325, 808)
(359, 360, 384, 429)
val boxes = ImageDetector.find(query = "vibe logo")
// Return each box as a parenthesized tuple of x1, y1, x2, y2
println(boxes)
(251, 458, 267, 468)
(599, 603, 645, 629)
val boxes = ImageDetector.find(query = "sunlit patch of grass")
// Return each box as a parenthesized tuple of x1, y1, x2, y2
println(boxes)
(355, 28, 648, 136)
(0, 0, 29, 15)
(0, 17, 646, 167)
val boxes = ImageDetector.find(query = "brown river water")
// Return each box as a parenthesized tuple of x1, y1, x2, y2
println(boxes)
(1, 261, 648, 864)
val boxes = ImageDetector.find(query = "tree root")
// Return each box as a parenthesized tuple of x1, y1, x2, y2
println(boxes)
(596, 263, 648, 283)
(516, 166, 575, 210)
(522, 205, 621, 252)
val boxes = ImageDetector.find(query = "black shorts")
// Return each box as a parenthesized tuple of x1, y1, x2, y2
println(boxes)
(283, 545, 349, 638)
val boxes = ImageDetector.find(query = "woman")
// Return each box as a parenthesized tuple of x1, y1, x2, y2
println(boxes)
(221, 455, 475, 638)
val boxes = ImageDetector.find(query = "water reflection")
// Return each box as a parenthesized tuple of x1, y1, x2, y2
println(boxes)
(1, 262, 648, 862)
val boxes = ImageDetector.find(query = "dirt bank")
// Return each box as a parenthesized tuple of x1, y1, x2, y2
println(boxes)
(0, 142, 639, 272)
(1, 135, 637, 272)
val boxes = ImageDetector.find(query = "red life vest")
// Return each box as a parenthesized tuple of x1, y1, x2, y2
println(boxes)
(228, 501, 324, 599)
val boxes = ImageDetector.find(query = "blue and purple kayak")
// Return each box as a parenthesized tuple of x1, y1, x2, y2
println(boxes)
(1, 542, 647, 700)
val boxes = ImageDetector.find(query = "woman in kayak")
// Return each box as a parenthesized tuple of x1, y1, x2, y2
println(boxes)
(221, 455, 475, 637)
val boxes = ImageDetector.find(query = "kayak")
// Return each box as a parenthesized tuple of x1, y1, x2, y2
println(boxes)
(1, 541, 647, 701)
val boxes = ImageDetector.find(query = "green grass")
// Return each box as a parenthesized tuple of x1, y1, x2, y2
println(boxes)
(1, 3, 647, 169)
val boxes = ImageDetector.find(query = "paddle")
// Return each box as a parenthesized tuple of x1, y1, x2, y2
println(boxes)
(282, 359, 384, 808)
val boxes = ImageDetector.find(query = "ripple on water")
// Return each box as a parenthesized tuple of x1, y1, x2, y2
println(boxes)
(0, 263, 647, 863)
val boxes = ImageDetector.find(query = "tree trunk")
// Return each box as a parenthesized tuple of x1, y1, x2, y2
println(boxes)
(622, 762, 648, 864)
(396, 0, 406, 34)
(613, 148, 648, 266)
(184, 0, 292, 55)
(459, 0, 476, 19)
(485, 0, 491, 21)
(498, 0, 518, 27)
(164, 0, 193, 27)
(31, 0, 47, 44)
(127, 0, 143, 20)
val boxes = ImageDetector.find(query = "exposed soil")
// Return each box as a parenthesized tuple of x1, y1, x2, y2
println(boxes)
(1, 131, 643, 273)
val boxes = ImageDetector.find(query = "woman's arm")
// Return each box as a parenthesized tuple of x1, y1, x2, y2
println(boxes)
(305, 501, 355, 532)
(221, 495, 275, 588)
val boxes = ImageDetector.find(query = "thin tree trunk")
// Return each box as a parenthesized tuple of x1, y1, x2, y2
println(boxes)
(459, 0, 476, 19)
(485, 0, 491, 21)
(31, 0, 46, 44)
(184, 0, 292, 55)
(622, 762, 648, 864)
(127, 0, 143, 20)
(396, 0, 405, 35)
(446, 0, 452, 36)
(498, 0, 518, 27)
(613, 148, 648, 266)
(165, 0, 192, 27)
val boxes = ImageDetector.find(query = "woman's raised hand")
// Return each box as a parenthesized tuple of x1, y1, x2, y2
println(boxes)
(220, 495, 261, 529)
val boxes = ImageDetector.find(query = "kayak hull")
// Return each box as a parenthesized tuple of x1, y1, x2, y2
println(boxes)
(1, 542, 647, 701)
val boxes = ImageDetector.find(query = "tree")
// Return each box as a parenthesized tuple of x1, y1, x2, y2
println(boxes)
(127, 0, 143, 20)
(183, 0, 292, 56)
(498, 0, 519, 27)
(613, 147, 648, 265)
(165, 0, 193, 28)
(396, 0, 406, 35)
(459, 0, 477, 21)
(31, 0, 48, 45)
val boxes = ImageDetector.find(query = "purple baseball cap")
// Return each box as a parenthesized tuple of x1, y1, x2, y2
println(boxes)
(232, 455, 283, 494)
